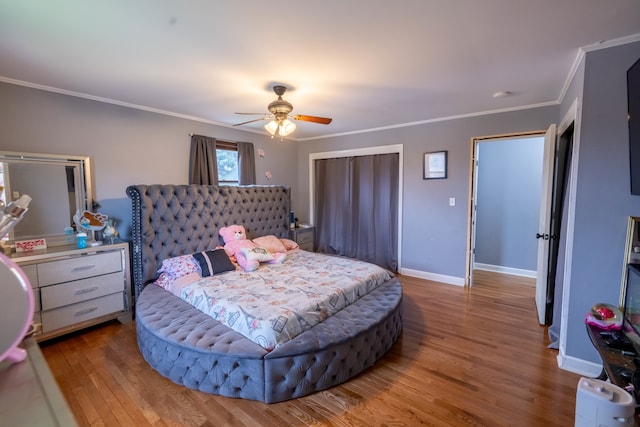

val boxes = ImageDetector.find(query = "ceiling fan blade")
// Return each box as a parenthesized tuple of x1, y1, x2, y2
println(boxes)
(293, 115, 333, 125)
(233, 117, 268, 126)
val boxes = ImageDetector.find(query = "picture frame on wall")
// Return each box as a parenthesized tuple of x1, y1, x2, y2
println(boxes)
(423, 150, 447, 179)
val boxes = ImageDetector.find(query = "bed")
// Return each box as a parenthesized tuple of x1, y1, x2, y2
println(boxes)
(127, 184, 403, 403)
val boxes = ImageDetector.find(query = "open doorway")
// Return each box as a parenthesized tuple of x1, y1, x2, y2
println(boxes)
(470, 134, 545, 283)
(467, 122, 575, 329)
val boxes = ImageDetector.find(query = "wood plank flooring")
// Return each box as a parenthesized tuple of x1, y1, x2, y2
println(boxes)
(40, 271, 581, 426)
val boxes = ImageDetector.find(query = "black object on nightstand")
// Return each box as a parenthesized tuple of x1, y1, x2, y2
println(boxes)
(601, 330, 636, 352)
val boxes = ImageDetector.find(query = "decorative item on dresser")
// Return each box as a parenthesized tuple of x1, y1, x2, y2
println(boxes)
(11, 241, 132, 341)
(289, 225, 315, 251)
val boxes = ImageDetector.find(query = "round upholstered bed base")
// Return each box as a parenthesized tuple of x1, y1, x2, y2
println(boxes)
(128, 185, 404, 403)
(136, 278, 403, 403)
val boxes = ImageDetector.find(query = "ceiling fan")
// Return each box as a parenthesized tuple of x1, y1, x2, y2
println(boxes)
(234, 85, 332, 138)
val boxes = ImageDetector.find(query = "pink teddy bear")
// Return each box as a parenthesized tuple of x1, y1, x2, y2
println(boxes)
(218, 225, 286, 272)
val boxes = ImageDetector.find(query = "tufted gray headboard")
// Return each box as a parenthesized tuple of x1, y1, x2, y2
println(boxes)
(126, 185, 290, 300)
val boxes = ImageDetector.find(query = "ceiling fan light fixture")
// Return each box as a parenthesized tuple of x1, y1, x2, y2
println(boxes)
(280, 119, 296, 136)
(237, 84, 331, 137)
(264, 120, 279, 136)
(264, 119, 296, 138)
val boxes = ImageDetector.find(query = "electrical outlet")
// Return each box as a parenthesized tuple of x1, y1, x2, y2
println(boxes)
(449, 197, 455, 206)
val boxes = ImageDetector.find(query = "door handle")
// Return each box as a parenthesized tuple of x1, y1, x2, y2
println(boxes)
(536, 233, 550, 240)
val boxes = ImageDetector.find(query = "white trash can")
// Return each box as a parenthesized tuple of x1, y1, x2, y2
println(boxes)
(575, 377, 635, 427)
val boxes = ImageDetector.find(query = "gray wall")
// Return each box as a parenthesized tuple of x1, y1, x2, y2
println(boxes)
(565, 41, 640, 363)
(296, 108, 557, 279)
(475, 137, 544, 271)
(0, 81, 300, 238)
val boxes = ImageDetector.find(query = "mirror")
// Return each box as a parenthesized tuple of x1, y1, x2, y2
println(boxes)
(0, 151, 93, 248)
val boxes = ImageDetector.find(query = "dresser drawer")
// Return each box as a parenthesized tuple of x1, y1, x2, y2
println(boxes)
(37, 251, 122, 286)
(41, 292, 124, 333)
(296, 231, 314, 245)
(21, 264, 39, 288)
(40, 272, 124, 310)
(298, 242, 314, 251)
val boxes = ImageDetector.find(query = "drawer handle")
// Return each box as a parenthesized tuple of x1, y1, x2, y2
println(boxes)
(75, 306, 98, 316)
(71, 264, 96, 272)
(74, 286, 99, 295)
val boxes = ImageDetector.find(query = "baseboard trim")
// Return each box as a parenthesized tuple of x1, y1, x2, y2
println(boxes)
(474, 263, 536, 278)
(399, 268, 465, 286)
(556, 352, 602, 378)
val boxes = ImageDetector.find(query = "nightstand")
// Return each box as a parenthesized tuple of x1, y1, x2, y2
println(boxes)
(289, 227, 315, 251)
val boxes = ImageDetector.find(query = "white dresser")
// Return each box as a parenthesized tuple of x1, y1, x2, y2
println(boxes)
(10, 242, 131, 341)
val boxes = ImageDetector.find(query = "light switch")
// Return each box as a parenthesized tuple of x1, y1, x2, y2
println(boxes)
(449, 197, 455, 206)
(12, 191, 20, 199)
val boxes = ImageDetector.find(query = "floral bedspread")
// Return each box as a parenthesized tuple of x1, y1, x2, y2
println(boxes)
(165, 250, 394, 351)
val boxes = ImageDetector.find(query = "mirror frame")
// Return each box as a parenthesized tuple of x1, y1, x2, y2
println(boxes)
(0, 151, 93, 248)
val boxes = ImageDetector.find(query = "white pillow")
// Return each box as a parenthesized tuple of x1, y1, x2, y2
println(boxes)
(241, 247, 275, 262)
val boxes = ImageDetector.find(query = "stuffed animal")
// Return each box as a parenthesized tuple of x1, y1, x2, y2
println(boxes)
(219, 225, 286, 272)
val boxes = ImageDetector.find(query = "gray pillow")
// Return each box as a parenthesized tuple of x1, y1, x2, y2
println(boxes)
(192, 249, 235, 277)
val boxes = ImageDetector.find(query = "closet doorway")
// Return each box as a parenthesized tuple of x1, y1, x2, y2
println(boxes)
(309, 144, 403, 271)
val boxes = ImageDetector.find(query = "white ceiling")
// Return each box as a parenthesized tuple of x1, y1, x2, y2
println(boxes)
(1, 1, 639, 140)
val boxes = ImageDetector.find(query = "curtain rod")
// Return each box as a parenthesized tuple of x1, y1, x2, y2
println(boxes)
(188, 133, 243, 144)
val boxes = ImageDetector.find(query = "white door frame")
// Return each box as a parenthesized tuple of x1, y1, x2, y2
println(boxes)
(555, 98, 580, 369)
(466, 131, 548, 287)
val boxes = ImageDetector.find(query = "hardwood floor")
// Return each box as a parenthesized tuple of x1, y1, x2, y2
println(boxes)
(40, 271, 581, 426)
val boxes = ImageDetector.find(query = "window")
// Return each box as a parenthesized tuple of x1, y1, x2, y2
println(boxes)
(216, 140, 238, 185)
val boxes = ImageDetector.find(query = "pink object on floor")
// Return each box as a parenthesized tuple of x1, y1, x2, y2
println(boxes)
(0, 252, 34, 364)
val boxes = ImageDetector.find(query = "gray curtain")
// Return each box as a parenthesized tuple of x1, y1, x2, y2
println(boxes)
(314, 153, 399, 271)
(237, 141, 256, 185)
(189, 134, 218, 185)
